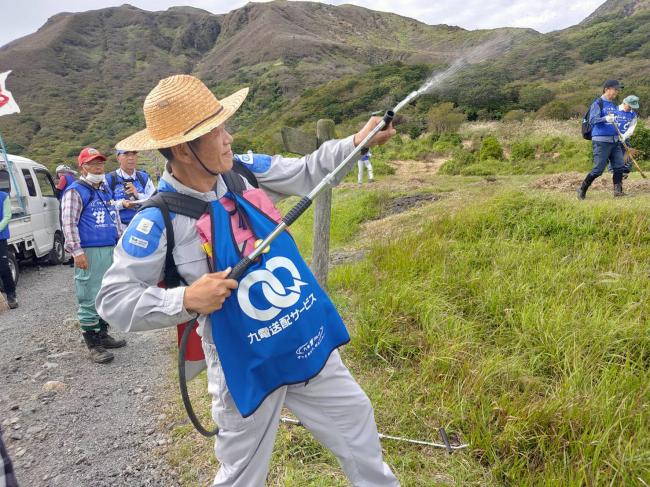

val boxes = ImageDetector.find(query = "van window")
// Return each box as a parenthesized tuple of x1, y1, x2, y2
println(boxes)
(0, 169, 10, 194)
(35, 170, 56, 198)
(22, 169, 37, 197)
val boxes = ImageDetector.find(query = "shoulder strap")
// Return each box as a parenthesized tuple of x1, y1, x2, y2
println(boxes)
(136, 170, 147, 188)
(107, 171, 118, 193)
(220, 170, 247, 195)
(231, 158, 259, 189)
(138, 192, 210, 288)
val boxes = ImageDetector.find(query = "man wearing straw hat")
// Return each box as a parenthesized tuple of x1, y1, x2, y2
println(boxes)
(97, 74, 399, 486)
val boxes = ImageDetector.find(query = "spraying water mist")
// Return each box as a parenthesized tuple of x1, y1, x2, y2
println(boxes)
(393, 33, 519, 113)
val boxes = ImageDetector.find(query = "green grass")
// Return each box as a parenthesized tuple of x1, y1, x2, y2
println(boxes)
(328, 188, 650, 486)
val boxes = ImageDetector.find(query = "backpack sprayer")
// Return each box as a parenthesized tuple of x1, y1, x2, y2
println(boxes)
(179, 84, 468, 451)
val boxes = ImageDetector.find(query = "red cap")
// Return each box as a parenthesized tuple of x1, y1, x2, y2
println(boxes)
(77, 147, 107, 166)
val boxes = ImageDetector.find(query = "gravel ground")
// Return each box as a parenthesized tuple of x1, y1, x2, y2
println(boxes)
(0, 263, 181, 487)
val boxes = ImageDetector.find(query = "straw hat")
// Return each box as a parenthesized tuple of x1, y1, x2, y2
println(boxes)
(116, 75, 248, 151)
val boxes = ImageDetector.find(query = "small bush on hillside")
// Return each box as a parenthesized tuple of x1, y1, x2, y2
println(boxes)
(427, 102, 466, 135)
(439, 147, 478, 175)
(480, 136, 504, 161)
(537, 100, 572, 120)
(511, 140, 536, 161)
(518, 85, 554, 111)
(629, 121, 650, 161)
(503, 109, 527, 122)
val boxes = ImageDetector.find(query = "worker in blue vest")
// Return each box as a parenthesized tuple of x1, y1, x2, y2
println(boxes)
(55, 164, 77, 197)
(578, 80, 626, 199)
(0, 190, 17, 309)
(615, 95, 640, 177)
(105, 150, 156, 225)
(61, 147, 126, 363)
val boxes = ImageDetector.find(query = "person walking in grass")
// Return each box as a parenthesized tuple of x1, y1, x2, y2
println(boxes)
(0, 189, 17, 309)
(578, 79, 626, 199)
(62, 147, 126, 364)
(96, 74, 400, 486)
(358, 148, 374, 184)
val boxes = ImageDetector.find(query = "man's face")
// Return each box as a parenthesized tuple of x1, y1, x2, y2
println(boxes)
(190, 125, 234, 174)
(605, 87, 620, 100)
(118, 151, 138, 173)
(84, 158, 106, 175)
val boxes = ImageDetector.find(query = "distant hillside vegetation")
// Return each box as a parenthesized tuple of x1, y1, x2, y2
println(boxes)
(0, 0, 648, 166)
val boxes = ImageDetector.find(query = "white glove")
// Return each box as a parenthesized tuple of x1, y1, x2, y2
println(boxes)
(605, 113, 616, 123)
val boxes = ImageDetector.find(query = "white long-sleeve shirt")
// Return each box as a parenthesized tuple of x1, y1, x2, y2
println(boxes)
(96, 136, 359, 344)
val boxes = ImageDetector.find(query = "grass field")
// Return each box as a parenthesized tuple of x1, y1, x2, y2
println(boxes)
(161, 124, 650, 486)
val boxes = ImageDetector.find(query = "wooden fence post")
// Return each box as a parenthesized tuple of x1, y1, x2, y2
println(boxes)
(312, 119, 335, 288)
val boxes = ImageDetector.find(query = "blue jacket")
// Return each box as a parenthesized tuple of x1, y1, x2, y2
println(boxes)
(68, 181, 118, 248)
(590, 97, 619, 141)
(0, 191, 10, 240)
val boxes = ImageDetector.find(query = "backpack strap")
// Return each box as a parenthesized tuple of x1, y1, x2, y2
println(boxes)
(106, 171, 118, 193)
(231, 158, 259, 189)
(135, 170, 148, 189)
(139, 192, 210, 288)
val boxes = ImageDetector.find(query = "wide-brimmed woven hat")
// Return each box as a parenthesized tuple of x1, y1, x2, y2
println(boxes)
(116, 75, 248, 151)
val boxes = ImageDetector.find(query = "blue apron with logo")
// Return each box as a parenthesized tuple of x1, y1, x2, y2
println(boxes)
(209, 193, 350, 417)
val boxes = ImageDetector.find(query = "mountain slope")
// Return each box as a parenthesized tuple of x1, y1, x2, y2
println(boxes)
(0, 0, 648, 165)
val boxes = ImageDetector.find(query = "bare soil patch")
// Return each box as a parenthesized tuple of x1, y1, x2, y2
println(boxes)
(530, 172, 650, 192)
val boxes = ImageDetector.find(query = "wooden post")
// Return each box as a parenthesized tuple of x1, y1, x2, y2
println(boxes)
(312, 119, 335, 288)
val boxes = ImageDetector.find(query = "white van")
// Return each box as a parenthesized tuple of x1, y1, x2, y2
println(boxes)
(0, 153, 66, 284)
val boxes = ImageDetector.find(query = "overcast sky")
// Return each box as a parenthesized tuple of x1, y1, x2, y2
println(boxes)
(1, 0, 606, 48)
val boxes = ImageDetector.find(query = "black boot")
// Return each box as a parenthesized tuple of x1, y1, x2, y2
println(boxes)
(82, 330, 114, 364)
(98, 321, 126, 349)
(6, 294, 17, 309)
(613, 170, 625, 197)
(577, 174, 596, 200)
(613, 182, 625, 197)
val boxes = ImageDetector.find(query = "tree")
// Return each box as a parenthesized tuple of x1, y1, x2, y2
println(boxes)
(427, 103, 465, 135)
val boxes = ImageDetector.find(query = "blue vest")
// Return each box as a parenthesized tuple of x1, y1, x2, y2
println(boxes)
(616, 109, 636, 136)
(68, 181, 118, 248)
(0, 191, 10, 240)
(209, 193, 350, 417)
(591, 98, 619, 138)
(107, 170, 149, 224)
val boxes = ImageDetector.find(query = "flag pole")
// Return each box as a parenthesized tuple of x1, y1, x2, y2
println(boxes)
(0, 132, 24, 211)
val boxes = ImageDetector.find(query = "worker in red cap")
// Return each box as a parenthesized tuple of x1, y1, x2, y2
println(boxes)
(61, 147, 126, 363)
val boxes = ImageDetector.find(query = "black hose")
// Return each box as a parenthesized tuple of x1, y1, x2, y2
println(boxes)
(178, 318, 219, 437)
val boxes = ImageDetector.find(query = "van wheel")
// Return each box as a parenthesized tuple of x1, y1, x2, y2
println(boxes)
(48, 233, 65, 265)
(8, 249, 18, 286)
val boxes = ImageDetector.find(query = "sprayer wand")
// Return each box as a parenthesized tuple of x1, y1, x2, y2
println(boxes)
(228, 89, 422, 280)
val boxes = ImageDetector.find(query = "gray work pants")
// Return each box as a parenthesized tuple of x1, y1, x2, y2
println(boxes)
(202, 342, 400, 487)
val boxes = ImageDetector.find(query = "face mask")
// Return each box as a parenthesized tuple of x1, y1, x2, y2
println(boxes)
(85, 173, 105, 185)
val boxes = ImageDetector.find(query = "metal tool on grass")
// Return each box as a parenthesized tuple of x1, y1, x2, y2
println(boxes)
(280, 417, 469, 452)
(612, 121, 646, 178)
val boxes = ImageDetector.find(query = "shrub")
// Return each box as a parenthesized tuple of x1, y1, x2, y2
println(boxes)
(519, 85, 554, 111)
(427, 102, 466, 135)
(537, 100, 572, 120)
(629, 121, 650, 161)
(511, 140, 536, 161)
(503, 109, 526, 122)
(439, 147, 478, 175)
(480, 135, 504, 161)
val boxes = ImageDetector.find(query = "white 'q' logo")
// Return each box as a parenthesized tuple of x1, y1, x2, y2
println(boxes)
(238, 256, 308, 321)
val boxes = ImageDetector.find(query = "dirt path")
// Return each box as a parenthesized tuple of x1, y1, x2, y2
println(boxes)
(0, 264, 180, 487)
(338, 157, 448, 191)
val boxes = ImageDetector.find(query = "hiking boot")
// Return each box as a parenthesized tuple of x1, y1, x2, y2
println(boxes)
(99, 321, 126, 349)
(82, 331, 114, 364)
(577, 175, 595, 200)
(6, 295, 18, 309)
(613, 183, 626, 197)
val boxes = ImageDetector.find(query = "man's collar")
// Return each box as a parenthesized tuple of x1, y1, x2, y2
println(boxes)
(159, 171, 224, 202)
(116, 168, 136, 178)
